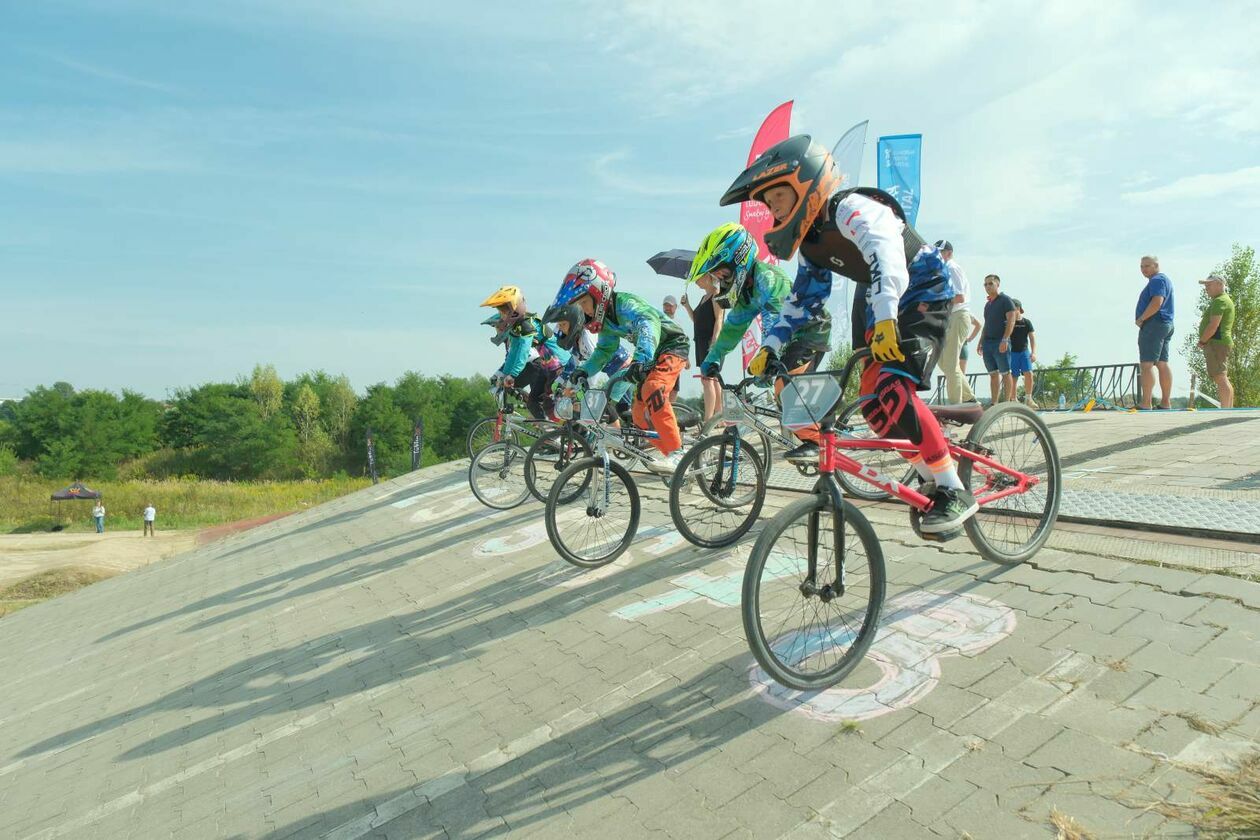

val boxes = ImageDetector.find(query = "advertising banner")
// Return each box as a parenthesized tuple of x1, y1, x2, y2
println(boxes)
(876, 133, 923, 226)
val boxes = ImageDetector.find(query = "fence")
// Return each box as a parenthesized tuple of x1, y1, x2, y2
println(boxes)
(932, 363, 1140, 409)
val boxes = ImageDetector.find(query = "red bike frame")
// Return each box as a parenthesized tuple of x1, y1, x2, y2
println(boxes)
(817, 432, 1042, 511)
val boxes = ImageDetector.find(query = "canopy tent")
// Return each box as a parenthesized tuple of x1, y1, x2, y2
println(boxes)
(50, 482, 101, 501)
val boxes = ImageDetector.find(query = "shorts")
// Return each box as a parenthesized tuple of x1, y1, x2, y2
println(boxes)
(1010, 349, 1033, 376)
(959, 342, 969, 361)
(981, 338, 1011, 373)
(1204, 342, 1231, 377)
(1138, 319, 1174, 363)
(859, 300, 950, 391)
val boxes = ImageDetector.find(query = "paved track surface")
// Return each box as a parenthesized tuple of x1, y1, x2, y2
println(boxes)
(1, 453, 1257, 839)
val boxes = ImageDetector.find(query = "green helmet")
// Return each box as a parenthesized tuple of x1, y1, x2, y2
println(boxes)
(688, 222, 757, 309)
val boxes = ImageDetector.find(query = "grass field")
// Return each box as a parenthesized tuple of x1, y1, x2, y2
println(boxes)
(0, 566, 116, 618)
(0, 475, 371, 533)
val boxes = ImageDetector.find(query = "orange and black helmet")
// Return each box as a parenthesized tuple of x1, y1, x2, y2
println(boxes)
(719, 134, 840, 261)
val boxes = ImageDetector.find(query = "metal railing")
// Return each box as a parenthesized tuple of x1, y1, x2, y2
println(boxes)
(932, 363, 1140, 409)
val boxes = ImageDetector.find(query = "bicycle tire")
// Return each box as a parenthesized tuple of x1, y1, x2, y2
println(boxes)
(466, 416, 518, 460)
(698, 415, 773, 480)
(468, 442, 531, 510)
(958, 402, 1061, 564)
(525, 427, 594, 503)
(669, 434, 766, 549)
(741, 493, 886, 691)
(834, 399, 917, 502)
(545, 457, 640, 568)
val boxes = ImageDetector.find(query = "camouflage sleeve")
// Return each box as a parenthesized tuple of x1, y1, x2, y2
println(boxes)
(764, 256, 832, 354)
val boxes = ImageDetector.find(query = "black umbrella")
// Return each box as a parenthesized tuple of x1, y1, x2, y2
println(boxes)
(646, 249, 697, 280)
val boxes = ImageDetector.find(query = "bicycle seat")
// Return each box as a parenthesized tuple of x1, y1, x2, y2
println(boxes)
(929, 403, 984, 425)
(674, 402, 701, 430)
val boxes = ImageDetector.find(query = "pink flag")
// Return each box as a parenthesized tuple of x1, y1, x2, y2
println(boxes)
(739, 100, 792, 369)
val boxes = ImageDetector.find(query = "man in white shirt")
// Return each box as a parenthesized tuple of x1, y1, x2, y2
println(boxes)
(935, 240, 977, 403)
(143, 504, 156, 536)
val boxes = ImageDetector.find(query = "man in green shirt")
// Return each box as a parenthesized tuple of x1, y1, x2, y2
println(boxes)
(1196, 274, 1235, 408)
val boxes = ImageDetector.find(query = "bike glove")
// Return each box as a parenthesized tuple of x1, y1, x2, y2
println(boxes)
(626, 362, 649, 385)
(747, 346, 777, 377)
(870, 319, 906, 363)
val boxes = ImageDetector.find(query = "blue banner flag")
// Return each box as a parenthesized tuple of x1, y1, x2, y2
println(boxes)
(876, 134, 922, 227)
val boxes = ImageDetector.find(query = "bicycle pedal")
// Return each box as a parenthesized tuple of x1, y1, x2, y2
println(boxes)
(921, 527, 963, 543)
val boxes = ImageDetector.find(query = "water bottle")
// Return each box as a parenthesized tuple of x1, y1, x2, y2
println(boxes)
(1058, 393, 1066, 411)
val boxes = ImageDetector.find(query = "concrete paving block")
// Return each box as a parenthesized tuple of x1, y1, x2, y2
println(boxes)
(940, 789, 1051, 839)
(1024, 729, 1156, 779)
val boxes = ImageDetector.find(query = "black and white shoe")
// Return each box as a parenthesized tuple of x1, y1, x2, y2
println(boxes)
(920, 487, 979, 534)
(784, 442, 819, 465)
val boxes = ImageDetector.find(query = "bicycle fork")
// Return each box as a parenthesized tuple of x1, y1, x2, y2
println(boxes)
(586, 449, 612, 518)
(801, 428, 847, 601)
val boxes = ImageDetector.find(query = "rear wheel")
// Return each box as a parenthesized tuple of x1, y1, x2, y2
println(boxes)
(958, 402, 1061, 564)
(669, 433, 766, 548)
(741, 494, 886, 691)
(468, 442, 531, 510)
(525, 427, 593, 503)
(834, 399, 916, 501)
(698, 415, 772, 480)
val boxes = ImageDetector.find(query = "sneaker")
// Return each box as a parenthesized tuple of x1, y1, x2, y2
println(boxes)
(919, 487, 979, 535)
(644, 449, 685, 475)
(784, 442, 820, 465)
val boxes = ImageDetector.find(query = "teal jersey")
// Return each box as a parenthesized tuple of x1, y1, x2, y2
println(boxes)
(499, 314, 571, 377)
(580, 291, 689, 376)
(703, 260, 790, 369)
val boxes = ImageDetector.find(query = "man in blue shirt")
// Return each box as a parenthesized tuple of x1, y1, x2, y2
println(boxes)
(1135, 255, 1174, 409)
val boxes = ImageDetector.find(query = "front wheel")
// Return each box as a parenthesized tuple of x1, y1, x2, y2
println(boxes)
(467, 416, 517, 460)
(545, 457, 640, 568)
(742, 493, 886, 691)
(958, 402, 1062, 564)
(468, 442, 531, 510)
(698, 415, 772, 480)
(669, 433, 766, 548)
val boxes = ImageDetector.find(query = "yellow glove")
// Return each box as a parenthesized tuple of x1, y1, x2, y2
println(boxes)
(870, 319, 905, 363)
(747, 346, 775, 376)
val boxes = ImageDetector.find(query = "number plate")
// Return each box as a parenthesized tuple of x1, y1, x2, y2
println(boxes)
(580, 389, 609, 422)
(721, 390, 745, 426)
(779, 374, 844, 431)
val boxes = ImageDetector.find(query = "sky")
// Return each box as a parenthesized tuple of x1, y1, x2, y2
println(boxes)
(3, 0, 1258, 400)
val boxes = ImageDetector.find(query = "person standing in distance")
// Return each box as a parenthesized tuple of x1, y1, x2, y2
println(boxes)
(1196, 273, 1235, 408)
(1008, 299, 1037, 407)
(92, 501, 105, 534)
(143, 503, 156, 536)
(979, 275, 1017, 405)
(935, 240, 977, 403)
(1135, 255, 1175, 410)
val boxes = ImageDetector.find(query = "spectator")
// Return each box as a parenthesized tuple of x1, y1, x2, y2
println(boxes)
(1135, 255, 1175, 409)
(662, 295, 679, 320)
(92, 501, 105, 534)
(681, 280, 725, 419)
(959, 313, 982, 375)
(1009, 299, 1038, 408)
(935, 240, 977, 403)
(979, 274, 1017, 404)
(1196, 273, 1235, 408)
(143, 503, 156, 536)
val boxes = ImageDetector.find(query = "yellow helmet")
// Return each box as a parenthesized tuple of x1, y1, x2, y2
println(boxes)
(481, 285, 525, 310)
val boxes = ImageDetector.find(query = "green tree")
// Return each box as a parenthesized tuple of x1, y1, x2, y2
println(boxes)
(350, 383, 411, 476)
(1179, 243, 1260, 407)
(292, 383, 333, 478)
(824, 338, 861, 406)
(0, 444, 18, 477)
(1034, 352, 1085, 406)
(164, 382, 298, 479)
(36, 438, 82, 479)
(249, 363, 284, 420)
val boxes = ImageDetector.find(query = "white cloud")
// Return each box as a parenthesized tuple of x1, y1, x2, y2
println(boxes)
(1121, 166, 1260, 206)
(590, 150, 719, 197)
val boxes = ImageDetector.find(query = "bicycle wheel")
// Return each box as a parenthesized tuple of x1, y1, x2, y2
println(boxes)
(466, 416, 518, 460)
(698, 415, 773, 480)
(525, 427, 593, 503)
(958, 402, 1061, 564)
(741, 493, 886, 691)
(468, 442, 531, 510)
(669, 434, 766, 549)
(545, 457, 640, 568)
(834, 399, 916, 501)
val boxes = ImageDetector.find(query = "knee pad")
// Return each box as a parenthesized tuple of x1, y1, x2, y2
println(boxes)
(862, 374, 921, 442)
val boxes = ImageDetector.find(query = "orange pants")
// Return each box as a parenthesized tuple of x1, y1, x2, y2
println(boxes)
(632, 354, 686, 454)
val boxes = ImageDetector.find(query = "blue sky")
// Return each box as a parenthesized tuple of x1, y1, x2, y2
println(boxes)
(4, 0, 1258, 400)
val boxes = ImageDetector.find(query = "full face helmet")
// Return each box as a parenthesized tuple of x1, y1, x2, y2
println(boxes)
(718, 134, 840, 261)
(688, 222, 757, 309)
(541, 259, 617, 350)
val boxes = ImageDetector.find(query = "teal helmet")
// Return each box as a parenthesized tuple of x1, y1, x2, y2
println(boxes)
(688, 222, 757, 309)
